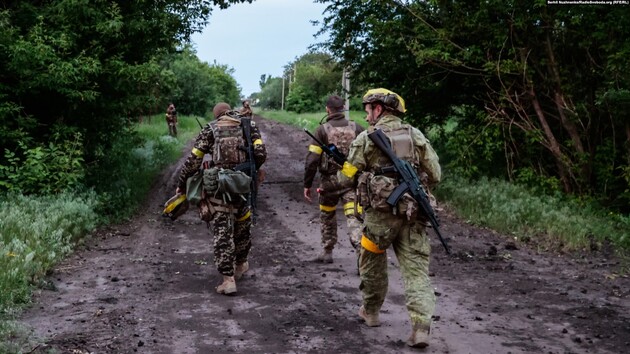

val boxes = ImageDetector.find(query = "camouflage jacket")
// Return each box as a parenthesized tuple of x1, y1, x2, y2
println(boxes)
(177, 111, 267, 190)
(304, 112, 364, 188)
(337, 114, 440, 188)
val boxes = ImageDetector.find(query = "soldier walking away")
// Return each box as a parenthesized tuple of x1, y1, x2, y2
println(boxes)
(337, 88, 442, 348)
(240, 100, 253, 117)
(166, 103, 178, 137)
(175, 102, 267, 295)
(303, 95, 364, 263)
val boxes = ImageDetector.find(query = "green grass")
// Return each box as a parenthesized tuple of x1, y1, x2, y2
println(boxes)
(256, 109, 368, 132)
(0, 115, 207, 351)
(435, 176, 630, 252)
(260, 109, 630, 255)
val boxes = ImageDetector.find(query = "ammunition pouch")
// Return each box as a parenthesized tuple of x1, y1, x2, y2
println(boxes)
(203, 167, 220, 195)
(186, 172, 204, 206)
(367, 174, 397, 212)
(218, 169, 251, 195)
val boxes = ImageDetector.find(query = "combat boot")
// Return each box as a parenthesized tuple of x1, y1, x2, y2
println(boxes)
(234, 261, 249, 280)
(407, 323, 431, 348)
(313, 249, 333, 263)
(216, 275, 237, 295)
(358, 305, 380, 327)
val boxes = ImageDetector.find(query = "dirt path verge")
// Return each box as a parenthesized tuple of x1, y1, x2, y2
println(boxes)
(18, 115, 630, 354)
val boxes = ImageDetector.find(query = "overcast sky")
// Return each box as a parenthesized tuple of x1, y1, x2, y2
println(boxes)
(191, 0, 328, 98)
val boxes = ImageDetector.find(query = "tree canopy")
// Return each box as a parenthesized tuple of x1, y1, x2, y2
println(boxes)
(317, 0, 630, 211)
(0, 0, 249, 193)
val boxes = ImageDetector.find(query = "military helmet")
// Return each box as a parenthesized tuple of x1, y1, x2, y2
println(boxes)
(362, 88, 406, 114)
(213, 102, 232, 118)
(162, 193, 189, 221)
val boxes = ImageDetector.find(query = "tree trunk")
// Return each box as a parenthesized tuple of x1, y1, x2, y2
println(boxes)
(529, 86, 573, 193)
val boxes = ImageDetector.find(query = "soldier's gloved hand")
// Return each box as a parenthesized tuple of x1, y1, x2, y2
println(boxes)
(204, 167, 220, 194)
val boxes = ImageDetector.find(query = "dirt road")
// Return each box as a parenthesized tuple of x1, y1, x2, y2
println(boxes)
(20, 115, 630, 353)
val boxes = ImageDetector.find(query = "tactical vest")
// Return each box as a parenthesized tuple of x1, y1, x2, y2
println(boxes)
(368, 124, 418, 171)
(359, 124, 421, 215)
(210, 116, 247, 169)
(319, 121, 357, 175)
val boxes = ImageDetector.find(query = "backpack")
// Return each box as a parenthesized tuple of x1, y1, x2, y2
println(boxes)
(210, 116, 248, 169)
(319, 121, 357, 174)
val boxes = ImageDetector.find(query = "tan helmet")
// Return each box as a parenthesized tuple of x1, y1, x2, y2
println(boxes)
(362, 88, 406, 114)
(213, 102, 232, 118)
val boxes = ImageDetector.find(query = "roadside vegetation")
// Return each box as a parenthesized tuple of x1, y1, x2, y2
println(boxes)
(260, 110, 630, 254)
(260, 109, 368, 132)
(0, 116, 206, 350)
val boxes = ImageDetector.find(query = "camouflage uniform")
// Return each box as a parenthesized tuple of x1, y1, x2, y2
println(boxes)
(240, 101, 253, 117)
(166, 104, 178, 136)
(338, 114, 441, 332)
(304, 111, 364, 251)
(178, 110, 267, 277)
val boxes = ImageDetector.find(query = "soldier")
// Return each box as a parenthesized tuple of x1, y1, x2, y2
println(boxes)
(176, 102, 267, 295)
(337, 88, 441, 348)
(304, 95, 364, 263)
(166, 103, 178, 136)
(240, 100, 253, 117)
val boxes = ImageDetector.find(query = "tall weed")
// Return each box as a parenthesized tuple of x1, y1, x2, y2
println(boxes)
(436, 176, 629, 251)
(0, 192, 98, 315)
(260, 109, 367, 132)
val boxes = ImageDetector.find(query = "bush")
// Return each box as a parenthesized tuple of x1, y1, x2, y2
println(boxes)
(0, 129, 84, 195)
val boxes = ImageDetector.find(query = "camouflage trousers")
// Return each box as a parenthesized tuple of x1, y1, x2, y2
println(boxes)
(359, 208, 435, 328)
(211, 203, 252, 276)
(318, 183, 362, 251)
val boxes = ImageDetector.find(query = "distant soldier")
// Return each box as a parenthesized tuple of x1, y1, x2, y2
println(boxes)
(240, 100, 253, 117)
(337, 88, 441, 348)
(176, 102, 267, 295)
(166, 103, 178, 137)
(304, 95, 364, 263)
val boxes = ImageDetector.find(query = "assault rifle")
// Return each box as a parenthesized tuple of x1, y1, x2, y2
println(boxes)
(236, 117, 258, 225)
(304, 129, 346, 165)
(368, 129, 451, 254)
(195, 117, 204, 130)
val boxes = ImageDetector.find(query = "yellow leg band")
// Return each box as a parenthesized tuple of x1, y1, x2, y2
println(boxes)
(309, 144, 323, 154)
(343, 202, 355, 216)
(319, 204, 336, 212)
(341, 161, 358, 178)
(236, 210, 251, 222)
(253, 139, 263, 146)
(361, 235, 385, 254)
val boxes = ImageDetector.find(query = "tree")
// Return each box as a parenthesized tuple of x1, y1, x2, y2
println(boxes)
(318, 0, 630, 210)
(163, 46, 241, 116)
(0, 0, 251, 194)
(284, 52, 343, 113)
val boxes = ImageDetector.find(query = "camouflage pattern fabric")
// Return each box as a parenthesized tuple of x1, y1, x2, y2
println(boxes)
(303, 112, 364, 188)
(177, 111, 266, 277)
(304, 112, 364, 253)
(337, 114, 441, 329)
(178, 111, 266, 190)
(212, 203, 252, 276)
(359, 209, 435, 327)
(318, 175, 361, 251)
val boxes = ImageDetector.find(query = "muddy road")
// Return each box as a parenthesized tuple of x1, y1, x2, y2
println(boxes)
(19, 115, 630, 353)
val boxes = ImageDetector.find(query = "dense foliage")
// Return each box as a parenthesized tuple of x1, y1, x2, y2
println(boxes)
(0, 0, 249, 196)
(317, 0, 630, 212)
(162, 46, 241, 116)
(256, 52, 343, 112)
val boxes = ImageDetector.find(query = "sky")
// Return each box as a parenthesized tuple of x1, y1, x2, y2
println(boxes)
(191, 0, 329, 98)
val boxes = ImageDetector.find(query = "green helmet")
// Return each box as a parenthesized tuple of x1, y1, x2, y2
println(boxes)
(362, 88, 406, 114)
